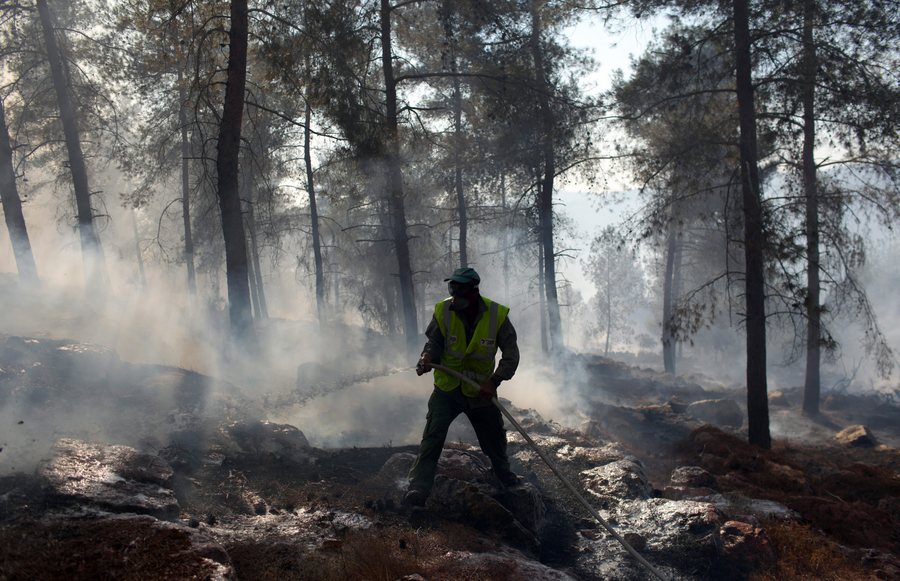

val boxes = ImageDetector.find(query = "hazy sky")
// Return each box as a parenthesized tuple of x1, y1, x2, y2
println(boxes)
(554, 15, 664, 301)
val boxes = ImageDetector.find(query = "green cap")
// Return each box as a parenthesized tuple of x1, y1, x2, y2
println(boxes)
(444, 267, 480, 285)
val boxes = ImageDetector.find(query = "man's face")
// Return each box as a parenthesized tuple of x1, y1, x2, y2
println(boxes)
(448, 281, 477, 307)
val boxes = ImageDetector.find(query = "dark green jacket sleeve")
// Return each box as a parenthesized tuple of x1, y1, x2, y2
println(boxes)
(422, 315, 444, 364)
(491, 317, 519, 385)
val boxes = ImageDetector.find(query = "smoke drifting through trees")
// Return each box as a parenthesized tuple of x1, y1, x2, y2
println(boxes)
(0, 0, 897, 452)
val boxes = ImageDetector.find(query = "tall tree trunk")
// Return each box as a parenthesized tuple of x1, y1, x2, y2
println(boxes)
(538, 238, 548, 355)
(529, 0, 563, 351)
(604, 257, 612, 356)
(247, 231, 261, 318)
(501, 174, 510, 304)
(246, 199, 268, 319)
(733, 0, 771, 448)
(0, 97, 38, 283)
(440, 1, 467, 267)
(243, 161, 268, 319)
(179, 70, 197, 296)
(380, 0, 418, 351)
(304, 103, 326, 323)
(662, 218, 677, 374)
(215, 0, 253, 339)
(130, 206, 145, 288)
(37, 0, 106, 288)
(801, 0, 821, 416)
(452, 75, 467, 267)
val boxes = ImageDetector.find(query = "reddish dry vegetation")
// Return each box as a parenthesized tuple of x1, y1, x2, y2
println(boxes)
(682, 425, 900, 579)
(0, 517, 220, 580)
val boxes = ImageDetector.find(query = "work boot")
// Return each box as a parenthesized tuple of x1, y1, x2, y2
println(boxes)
(497, 471, 522, 488)
(402, 487, 428, 508)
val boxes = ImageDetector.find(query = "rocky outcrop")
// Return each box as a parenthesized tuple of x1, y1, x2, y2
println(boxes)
(40, 439, 178, 518)
(581, 458, 653, 505)
(222, 420, 313, 464)
(382, 449, 546, 552)
(432, 547, 578, 580)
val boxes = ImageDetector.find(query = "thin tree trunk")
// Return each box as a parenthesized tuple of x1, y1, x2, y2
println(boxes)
(801, 0, 821, 416)
(246, 200, 268, 319)
(243, 160, 268, 319)
(662, 218, 677, 374)
(453, 76, 467, 267)
(538, 238, 548, 355)
(604, 257, 612, 356)
(331, 231, 340, 310)
(501, 174, 510, 304)
(672, 236, 684, 365)
(529, 0, 562, 351)
(247, 231, 261, 318)
(37, 0, 106, 289)
(130, 206, 145, 288)
(179, 70, 197, 296)
(380, 0, 418, 351)
(0, 97, 38, 283)
(733, 0, 771, 448)
(215, 0, 253, 339)
(304, 102, 325, 323)
(440, 0, 467, 267)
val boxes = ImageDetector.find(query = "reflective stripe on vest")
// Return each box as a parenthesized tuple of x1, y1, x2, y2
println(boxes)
(434, 296, 509, 397)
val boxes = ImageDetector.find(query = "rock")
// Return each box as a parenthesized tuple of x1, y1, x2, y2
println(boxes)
(440, 547, 578, 580)
(768, 390, 791, 407)
(430, 476, 540, 553)
(719, 520, 776, 573)
(663, 466, 718, 500)
(435, 448, 491, 481)
(834, 425, 877, 447)
(379, 452, 416, 482)
(581, 459, 652, 504)
(687, 399, 743, 428)
(670, 466, 716, 488)
(224, 420, 313, 463)
(763, 461, 808, 492)
(574, 498, 719, 579)
(498, 482, 546, 532)
(698, 493, 799, 521)
(556, 443, 628, 466)
(41, 439, 178, 518)
(861, 549, 900, 581)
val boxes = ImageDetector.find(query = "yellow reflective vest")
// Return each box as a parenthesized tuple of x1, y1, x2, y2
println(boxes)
(433, 296, 510, 397)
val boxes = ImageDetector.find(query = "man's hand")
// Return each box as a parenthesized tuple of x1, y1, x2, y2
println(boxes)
(479, 379, 497, 400)
(416, 353, 433, 376)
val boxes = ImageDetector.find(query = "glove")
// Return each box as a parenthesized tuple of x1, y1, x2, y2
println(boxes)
(479, 379, 498, 400)
(416, 353, 433, 376)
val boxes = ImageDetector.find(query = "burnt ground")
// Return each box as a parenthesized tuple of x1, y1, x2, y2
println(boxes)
(0, 336, 898, 580)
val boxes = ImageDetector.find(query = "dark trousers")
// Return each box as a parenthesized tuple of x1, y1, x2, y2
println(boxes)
(408, 386, 511, 494)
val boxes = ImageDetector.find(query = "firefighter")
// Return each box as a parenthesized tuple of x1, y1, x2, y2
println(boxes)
(404, 267, 520, 507)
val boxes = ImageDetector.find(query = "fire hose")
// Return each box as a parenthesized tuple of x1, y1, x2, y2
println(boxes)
(427, 363, 670, 581)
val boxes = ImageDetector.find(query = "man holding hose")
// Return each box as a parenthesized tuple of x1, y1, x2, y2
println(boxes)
(404, 267, 521, 507)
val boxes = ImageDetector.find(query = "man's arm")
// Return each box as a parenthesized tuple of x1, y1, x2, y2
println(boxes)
(422, 315, 444, 362)
(417, 315, 444, 374)
(489, 317, 519, 387)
